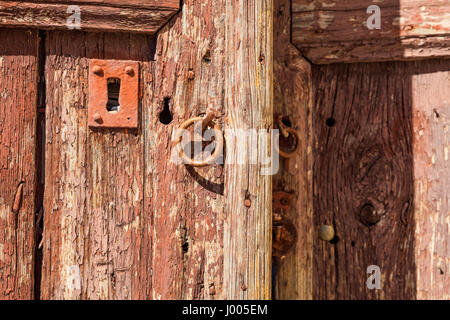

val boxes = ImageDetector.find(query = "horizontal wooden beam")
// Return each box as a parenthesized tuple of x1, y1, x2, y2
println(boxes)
(0, 0, 179, 34)
(292, 0, 450, 64)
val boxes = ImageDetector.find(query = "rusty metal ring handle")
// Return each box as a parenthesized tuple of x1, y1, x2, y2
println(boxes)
(275, 116, 301, 159)
(173, 112, 224, 167)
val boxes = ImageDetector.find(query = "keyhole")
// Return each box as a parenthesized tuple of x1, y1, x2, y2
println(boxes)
(159, 97, 173, 125)
(106, 78, 121, 113)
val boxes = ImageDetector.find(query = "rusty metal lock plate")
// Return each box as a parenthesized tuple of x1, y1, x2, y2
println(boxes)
(88, 59, 139, 129)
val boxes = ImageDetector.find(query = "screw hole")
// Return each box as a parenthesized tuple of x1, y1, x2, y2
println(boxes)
(159, 98, 173, 125)
(203, 50, 211, 64)
(281, 116, 292, 127)
(329, 235, 340, 244)
(326, 117, 336, 127)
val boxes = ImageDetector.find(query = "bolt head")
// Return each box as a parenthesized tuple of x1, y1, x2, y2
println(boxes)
(93, 66, 103, 76)
(319, 225, 335, 241)
(244, 199, 251, 208)
(93, 113, 103, 123)
(125, 66, 135, 76)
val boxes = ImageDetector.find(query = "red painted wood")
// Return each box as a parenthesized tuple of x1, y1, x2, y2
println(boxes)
(0, 28, 39, 300)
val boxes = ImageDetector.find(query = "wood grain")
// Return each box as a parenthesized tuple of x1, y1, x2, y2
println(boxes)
(41, 31, 151, 299)
(311, 60, 450, 299)
(292, 0, 450, 63)
(312, 62, 416, 299)
(41, 0, 273, 300)
(411, 61, 449, 300)
(0, 0, 179, 34)
(222, 0, 273, 300)
(273, 0, 314, 300)
(0, 28, 39, 300)
(143, 0, 228, 300)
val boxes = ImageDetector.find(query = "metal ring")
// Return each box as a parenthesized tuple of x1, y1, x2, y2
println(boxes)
(275, 125, 301, 159)
(173, 113, 224, 167)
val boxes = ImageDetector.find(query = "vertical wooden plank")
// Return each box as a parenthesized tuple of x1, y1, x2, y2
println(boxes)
(312, 62, 416, 299)
(272, 0, 313, 300)
(223, 0, 273, 299)
(0, 28, 38, 300)
(142, 0, 273, 300)
(143, 0, 227, 299)
(411, 60, 450, 300)
(41, 31, 151, 299)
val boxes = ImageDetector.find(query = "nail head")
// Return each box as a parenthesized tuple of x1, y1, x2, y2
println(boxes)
(93, 66, 103, 76)
(319, 225, 335, 241)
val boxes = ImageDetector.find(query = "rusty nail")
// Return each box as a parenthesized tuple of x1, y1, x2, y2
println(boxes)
(12, 182, 24, 213)
(244, 199, 251, 208)
(241, 285, 247, 291)
(125, 66, 135, 76)
(209, 284, 216, 295)
(93, 65, 103, 76)
(187, 70, 195, 80)
(318, 225, 335, 241)
(93, 113, 103, 123)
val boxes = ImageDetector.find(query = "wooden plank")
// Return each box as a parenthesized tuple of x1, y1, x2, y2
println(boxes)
(311, 59, 450, 299)
(41, 0, 273, 300)
(41, 31, 151, 299)
(273, 0, 314, 300)
(292, 0, 450, 63)
(312, 62, 416, 299)
(0, 0, 179, 34)
(142, 1, 228, 300)
(0, 28, 39, 300)
(411, 60, 449, 300)
(222, 0, 273, 299)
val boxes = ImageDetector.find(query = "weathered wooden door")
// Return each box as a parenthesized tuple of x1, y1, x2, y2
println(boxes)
(0, 0, 273, 300)
(1, 0, 448, 301)
(273, 0, 449, 300)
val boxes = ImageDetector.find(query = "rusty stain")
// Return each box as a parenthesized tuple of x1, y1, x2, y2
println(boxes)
(272, 191, 297, 258)
(88, 59, 139, 129)
(273, 191, 294, 211)
(244, 199, 251, 208)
